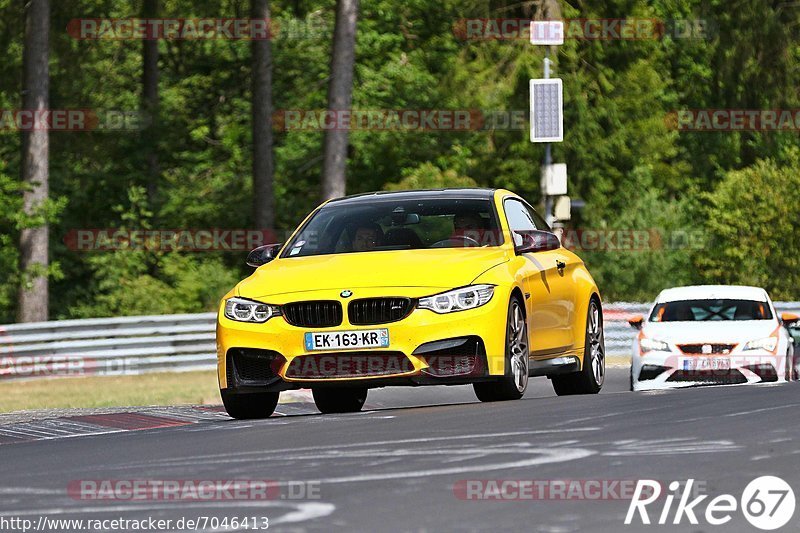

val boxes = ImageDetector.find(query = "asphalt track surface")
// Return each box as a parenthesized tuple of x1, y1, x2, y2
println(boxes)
(2, 369, 800, 532)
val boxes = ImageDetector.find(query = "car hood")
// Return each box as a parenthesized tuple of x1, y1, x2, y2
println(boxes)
(237, 247, 511, 298)
(642, 321, 778, 344)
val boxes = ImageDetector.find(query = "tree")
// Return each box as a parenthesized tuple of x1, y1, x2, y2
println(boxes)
(696, 152, 800, 299)
(383, 162, 477, 191)
(321, 0, 359, 200)
(252, 0, 275, 230)
(4, 0, 800, 321)
(17, 0, 50, 322)
(141, 0, 160, 207)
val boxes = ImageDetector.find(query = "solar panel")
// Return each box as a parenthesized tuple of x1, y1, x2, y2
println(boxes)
(529, 78, 563, 142)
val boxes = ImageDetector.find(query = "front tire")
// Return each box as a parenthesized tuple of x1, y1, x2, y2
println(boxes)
(793, 351, 799, 381)
(786, 346, 797, 381)
(552, 298, 605, 396)
(221, 390, 279, 419)
(474, 296, 529, 402)
(312, 387, 368, 413)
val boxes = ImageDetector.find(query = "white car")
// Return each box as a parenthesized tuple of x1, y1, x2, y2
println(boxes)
(629, 285, 797, 391)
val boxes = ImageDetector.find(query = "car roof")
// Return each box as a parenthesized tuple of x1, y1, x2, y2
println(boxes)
(324, 188, 498, 206)
(656, 285, 770, 303)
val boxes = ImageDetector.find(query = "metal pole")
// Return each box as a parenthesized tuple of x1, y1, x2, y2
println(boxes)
(544, 47, 551, 79)
(543, 48, 554, 227)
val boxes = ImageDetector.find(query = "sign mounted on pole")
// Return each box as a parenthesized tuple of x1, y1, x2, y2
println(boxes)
(530, 20, 564, 46)
(529, 78, 563, 143)
(554, 195, 571, 221)
(541, 163, 567, 196)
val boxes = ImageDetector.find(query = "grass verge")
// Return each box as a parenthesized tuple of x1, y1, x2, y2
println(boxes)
(0, 359, 631, 414)
(0, 370, 220, 413)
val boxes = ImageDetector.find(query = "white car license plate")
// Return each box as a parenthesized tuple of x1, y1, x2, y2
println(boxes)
(304, 329, 389, 351)
(682, 358, 731, 371)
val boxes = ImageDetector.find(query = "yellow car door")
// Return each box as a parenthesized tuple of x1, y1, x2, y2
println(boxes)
(502, 198, 575, 355)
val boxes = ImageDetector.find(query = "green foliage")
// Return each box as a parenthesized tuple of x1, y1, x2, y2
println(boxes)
(67, 252, 240, 318)
(384, 161, 477, 191)
(696, 152, 800, 300)
(65, 187, 239, 318)
(580, 189, 699, 302)
(0, 164, 21, 322)
(2, 0, 800, 321)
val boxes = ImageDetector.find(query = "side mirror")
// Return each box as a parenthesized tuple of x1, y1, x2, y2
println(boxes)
(781, 311, 800, 322)
(781, 312, 799, 326)
(513, 230, 560, 254)
(246, 243, 282, 268)
(628, 315, 644, 330)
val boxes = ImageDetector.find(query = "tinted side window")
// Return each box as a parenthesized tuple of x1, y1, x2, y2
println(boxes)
(526, 204, 550, 231)
(504, 199, 538, 231)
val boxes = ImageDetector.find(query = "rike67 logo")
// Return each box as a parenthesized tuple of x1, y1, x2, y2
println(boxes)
(626, 477, 795, 530)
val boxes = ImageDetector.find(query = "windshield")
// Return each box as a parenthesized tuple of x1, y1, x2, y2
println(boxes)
(282, 198, 503, 258)
(649, 299, 773, 322)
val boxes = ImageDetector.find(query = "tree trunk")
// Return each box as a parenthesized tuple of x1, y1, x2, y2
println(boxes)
(17, 0, 50, 323)
(321, 0, 359, 200)
(142, 0, 160, 207)
(251, 0, 275, 230)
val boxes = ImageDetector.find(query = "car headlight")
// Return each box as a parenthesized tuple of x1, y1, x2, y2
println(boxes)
(417, 285, 495, 314)
(639, 337, 671, 354)
(224, 297, 281, 323)
(743, 336, 778, 352)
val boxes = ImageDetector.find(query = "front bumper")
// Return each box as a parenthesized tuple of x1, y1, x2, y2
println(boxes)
(216, 286, 511, 391)
(631, 350, 787, 391)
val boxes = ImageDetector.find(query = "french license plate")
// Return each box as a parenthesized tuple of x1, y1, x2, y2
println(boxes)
(682, 358, 731, 371)
(304, 329, 389, 351)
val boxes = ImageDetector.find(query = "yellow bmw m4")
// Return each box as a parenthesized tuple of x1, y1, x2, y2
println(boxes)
(216, 188, 604, 418)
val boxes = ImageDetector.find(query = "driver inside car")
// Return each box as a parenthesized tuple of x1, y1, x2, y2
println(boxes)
(451, 212, 489, 246)
(352, 223, 384, 252)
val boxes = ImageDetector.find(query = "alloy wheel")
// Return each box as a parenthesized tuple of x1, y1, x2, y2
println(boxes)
(587, 300, 605, 387)
(508, 302, 529, 393)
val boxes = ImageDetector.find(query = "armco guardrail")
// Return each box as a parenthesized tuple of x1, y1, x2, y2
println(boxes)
(1, 303, 798, 381)
(603, 302, 650, 356)
(0, 313, 217, 380)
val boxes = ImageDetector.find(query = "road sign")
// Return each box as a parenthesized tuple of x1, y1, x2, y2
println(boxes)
(554, 196, 571, 221)
(541, 163, 567, 195)
(530, 20, 564, 46)
(529, 78, 563, 143)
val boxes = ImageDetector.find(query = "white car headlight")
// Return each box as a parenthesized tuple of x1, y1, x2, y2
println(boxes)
(639, 337, 671, 353)
(742, 336, 778, 352)
(224, 297, 281, 323)
(418, 285, 494, 314)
